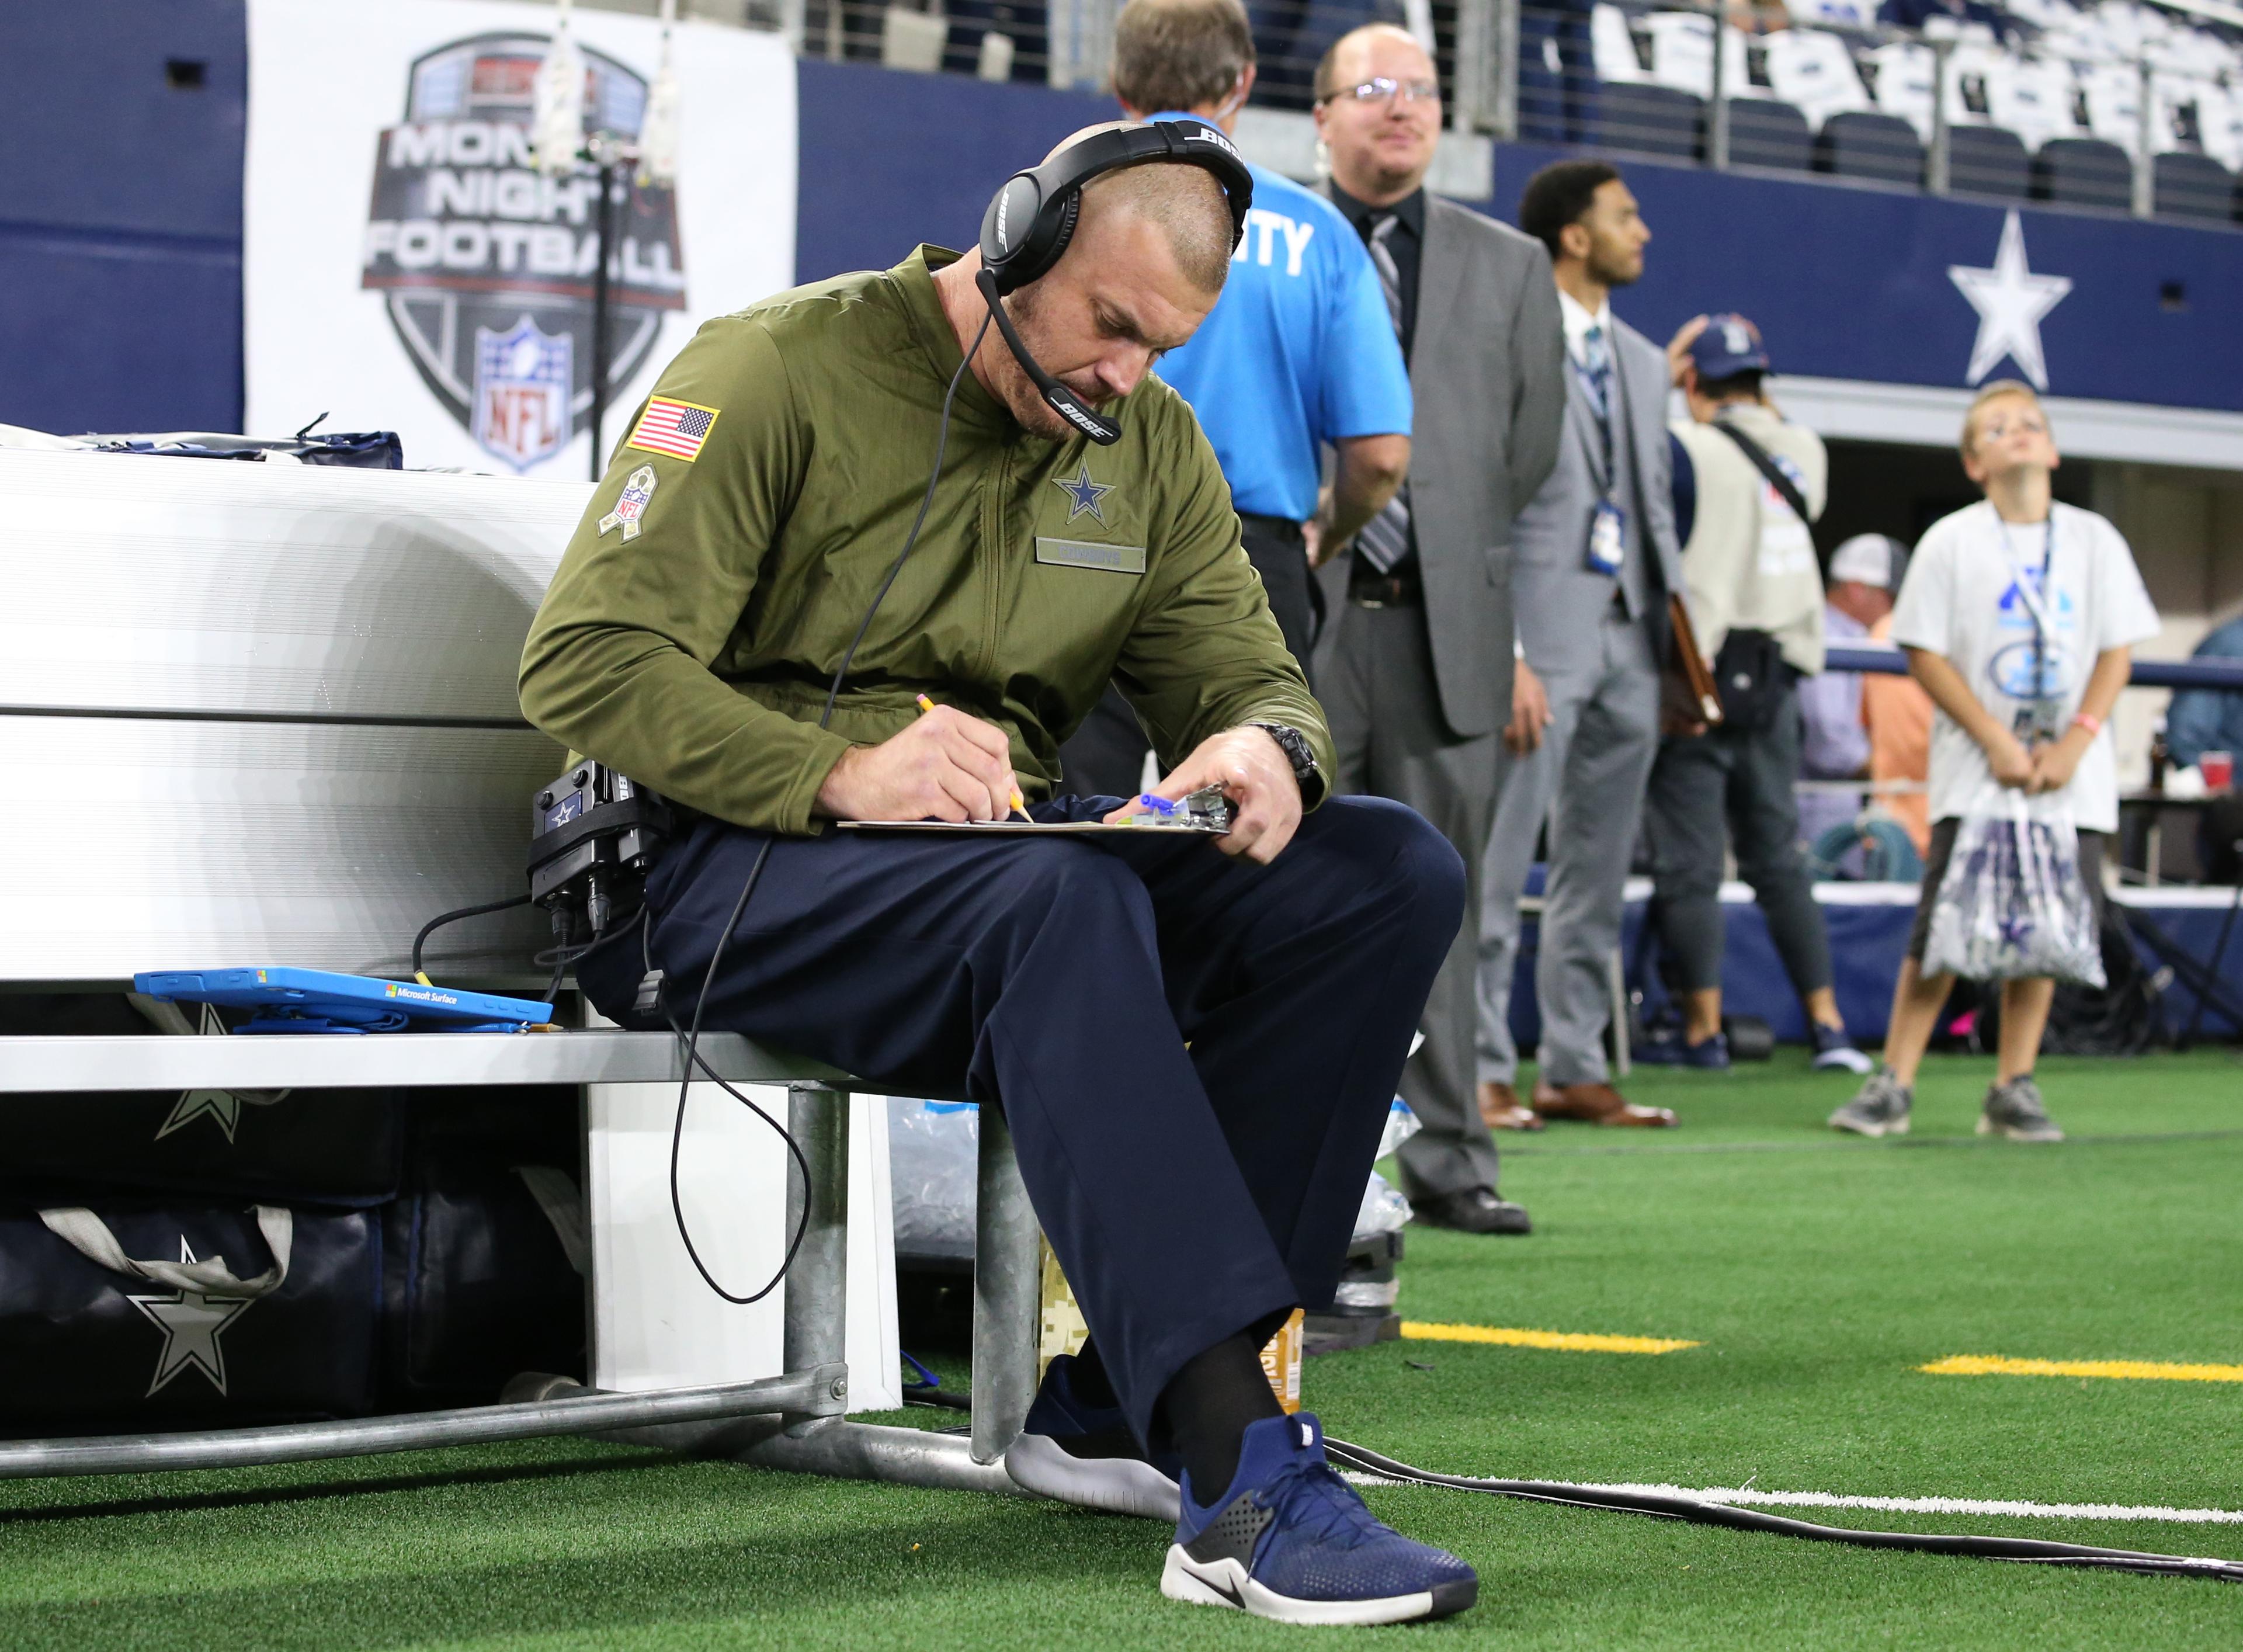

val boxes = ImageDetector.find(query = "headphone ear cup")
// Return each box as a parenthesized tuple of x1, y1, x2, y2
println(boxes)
(980, 173, 1045, 292)
(1026, 192, 1081, 287)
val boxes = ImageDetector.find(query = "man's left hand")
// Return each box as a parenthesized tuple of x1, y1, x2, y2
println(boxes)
(1103, 726, 1302, 862)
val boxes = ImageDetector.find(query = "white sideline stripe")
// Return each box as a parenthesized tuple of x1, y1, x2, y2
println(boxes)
(1341, 1474, 2243, 1525)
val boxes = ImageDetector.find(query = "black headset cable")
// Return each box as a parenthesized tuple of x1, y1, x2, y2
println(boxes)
(662, 311, 994, 1304)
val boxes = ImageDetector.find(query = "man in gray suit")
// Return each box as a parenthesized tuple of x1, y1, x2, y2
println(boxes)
(1311, 24, 1566, 1234)
(1475, 159, 1686, 1130)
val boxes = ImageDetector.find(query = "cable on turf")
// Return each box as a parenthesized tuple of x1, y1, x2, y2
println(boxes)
(1321, 1439, 2243, 1585)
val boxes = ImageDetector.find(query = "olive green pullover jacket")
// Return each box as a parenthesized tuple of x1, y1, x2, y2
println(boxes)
(519, 247, 1331, 835)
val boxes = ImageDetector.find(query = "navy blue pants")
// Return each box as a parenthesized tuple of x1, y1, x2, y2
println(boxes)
(578, 794, 1463, 1443)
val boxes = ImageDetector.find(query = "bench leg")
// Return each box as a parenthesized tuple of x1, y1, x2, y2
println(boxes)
(970, 1102, 1040, 1466)
(781, 1081, 851, 1418)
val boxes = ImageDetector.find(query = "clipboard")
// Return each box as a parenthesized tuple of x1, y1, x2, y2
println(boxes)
(835, 818, 1225, 835)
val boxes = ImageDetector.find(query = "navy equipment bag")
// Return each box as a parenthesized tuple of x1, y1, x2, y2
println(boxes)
(380, 1101, 586, 1408)
(0, 994, 406, 1207)
(0, 1200, 380, 1432)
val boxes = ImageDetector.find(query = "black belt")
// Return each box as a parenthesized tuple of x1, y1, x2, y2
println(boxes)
(1238, 511, 1305, 545)
(1349, 563, 1422, 608)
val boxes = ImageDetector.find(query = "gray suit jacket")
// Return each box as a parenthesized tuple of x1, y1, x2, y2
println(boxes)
(1511, 311, 1684, 681)
(1320, 187, 1566, 740)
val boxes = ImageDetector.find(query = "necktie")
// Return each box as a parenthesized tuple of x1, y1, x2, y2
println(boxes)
(1580, 323, 1612, 424)
(1354, 214, 1412, 576)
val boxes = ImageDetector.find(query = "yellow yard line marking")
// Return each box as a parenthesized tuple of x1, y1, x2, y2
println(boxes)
(1923, 1354, 2243, 1383)
(1400, 1321, 1701, 1355)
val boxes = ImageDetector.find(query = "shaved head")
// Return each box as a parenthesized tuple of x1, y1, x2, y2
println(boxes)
(1044, 122, 1235, 296)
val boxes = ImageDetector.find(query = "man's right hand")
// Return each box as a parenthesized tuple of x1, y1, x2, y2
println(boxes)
(1985, 728, 2036, 790)
(1506, 660, 1553, 754)
(815, 703, 1020, 822)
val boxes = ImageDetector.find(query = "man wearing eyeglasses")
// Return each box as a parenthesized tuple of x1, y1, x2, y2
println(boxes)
(1311, 23, 1567, 1235)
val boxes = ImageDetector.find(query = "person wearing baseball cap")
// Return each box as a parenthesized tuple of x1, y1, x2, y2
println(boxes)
(1798, 533, 1909, 853)
(1639, 313, 1873, 1075)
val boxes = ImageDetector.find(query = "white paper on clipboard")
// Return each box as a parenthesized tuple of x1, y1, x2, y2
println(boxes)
(834, 819, 1224, 835)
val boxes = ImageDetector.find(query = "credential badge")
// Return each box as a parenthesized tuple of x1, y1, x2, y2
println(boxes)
(599, 464, 660, 540)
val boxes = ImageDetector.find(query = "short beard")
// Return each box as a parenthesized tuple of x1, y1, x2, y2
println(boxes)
(987, 284, 1093, 441)
(1592, 249, 1640, 289)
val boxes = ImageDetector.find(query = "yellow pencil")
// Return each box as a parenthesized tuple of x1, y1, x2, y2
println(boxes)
(916, 694, 1030, 820)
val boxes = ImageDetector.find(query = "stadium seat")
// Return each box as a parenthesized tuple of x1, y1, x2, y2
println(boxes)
(1946, 124, 2030, 199)
(2033, 136, 2134, 210)
(1595, 82, 1705, 159)
(1981, 53, 2075, 155)
(1816, 110, 1925, 184)
(2077, 60, 2147, 152)
(1862, 39, 1938, 146)
(1763, 28, 1873, 130)
(1591, 4, 1654, 82)
(1728, 97, 1813, 170)
(2152, 150, 2238, 221)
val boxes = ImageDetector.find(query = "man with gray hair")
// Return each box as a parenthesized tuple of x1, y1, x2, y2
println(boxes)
(1060, 0, 1414, 797)
(1313, 23, 1567, 1230)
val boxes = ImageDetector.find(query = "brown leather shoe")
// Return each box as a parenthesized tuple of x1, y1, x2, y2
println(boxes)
(1531, 1080, 1678, 1128)
(1477, 1080, 1544, 1132)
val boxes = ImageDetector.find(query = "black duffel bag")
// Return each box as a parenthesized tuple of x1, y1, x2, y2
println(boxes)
(0, 1199, 380, 1432)
(0, 994, 408, 1207)
(380, 1101, 586, 1409)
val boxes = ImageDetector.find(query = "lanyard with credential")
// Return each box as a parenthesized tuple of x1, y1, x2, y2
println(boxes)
(1998, 516, 2061, 740)
(1998, 517, 2058, 695)
(1571, 345, 1626, 578)
(1568, 352, 1616, 483)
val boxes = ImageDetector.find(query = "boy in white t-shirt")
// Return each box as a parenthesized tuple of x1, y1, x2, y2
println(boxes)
(1831, 381, 2159, 1142)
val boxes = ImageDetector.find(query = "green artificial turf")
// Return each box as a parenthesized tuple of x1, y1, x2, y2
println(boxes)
(4, 1049, 2241, 1649)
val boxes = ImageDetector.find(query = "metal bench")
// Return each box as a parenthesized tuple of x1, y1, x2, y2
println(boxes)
(0, 449, 1039, 1492)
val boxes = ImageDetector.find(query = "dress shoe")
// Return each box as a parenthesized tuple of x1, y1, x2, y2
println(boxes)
(1411, 1187, 1532, 1235)
(1476, 1080, 1544, 1132)
(1530, 1080, 1677, 1128)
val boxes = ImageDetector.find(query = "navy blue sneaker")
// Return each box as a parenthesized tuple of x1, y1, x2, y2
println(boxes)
(1810, 1021, 1874, 1074)
(1636, 1028, 1731, 1070)
(1004, 1354, 1180, 1521)
(1162, 1412, 1477, 1625)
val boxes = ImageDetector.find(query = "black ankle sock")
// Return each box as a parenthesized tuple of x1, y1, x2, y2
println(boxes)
(1154, 1332, 1284, 1500)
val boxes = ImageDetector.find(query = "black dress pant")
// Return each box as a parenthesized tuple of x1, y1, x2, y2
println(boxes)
(577, 793, 1463, 1443)
(1057, 515, 1317, 800)
(1644, 682, 1834, 998)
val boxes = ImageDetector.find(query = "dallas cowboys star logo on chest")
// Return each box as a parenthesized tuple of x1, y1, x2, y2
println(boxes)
(1052, 460, 1114, 526)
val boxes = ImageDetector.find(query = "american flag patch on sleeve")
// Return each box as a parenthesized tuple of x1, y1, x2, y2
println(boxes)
(626, 397, 720, 462)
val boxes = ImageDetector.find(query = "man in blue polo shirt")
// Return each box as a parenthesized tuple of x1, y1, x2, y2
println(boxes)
(1058, 0, 1413, 798)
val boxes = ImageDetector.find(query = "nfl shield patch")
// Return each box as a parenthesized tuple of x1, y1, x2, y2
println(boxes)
(472, 316, 573, 472)
(598, 465, 659, 542)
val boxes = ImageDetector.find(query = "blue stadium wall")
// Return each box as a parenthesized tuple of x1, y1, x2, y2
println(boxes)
(796, 57, 2243, 417)
(4, 20, 2239, 434)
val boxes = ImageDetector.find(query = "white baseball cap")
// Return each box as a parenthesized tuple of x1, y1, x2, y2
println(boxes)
(1829, 533, 1907, 589)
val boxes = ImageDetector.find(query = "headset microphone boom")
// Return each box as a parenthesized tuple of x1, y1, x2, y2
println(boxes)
(974, 117, 1252, 446)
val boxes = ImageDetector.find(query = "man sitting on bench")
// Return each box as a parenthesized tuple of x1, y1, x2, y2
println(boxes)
(520, 124, 1477, 1627)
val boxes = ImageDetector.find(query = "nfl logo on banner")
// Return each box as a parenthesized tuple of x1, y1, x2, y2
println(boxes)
(473, 317, 573, 472)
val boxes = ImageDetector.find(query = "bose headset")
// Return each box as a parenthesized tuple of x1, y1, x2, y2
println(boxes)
(976, 117, 1254, 444)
